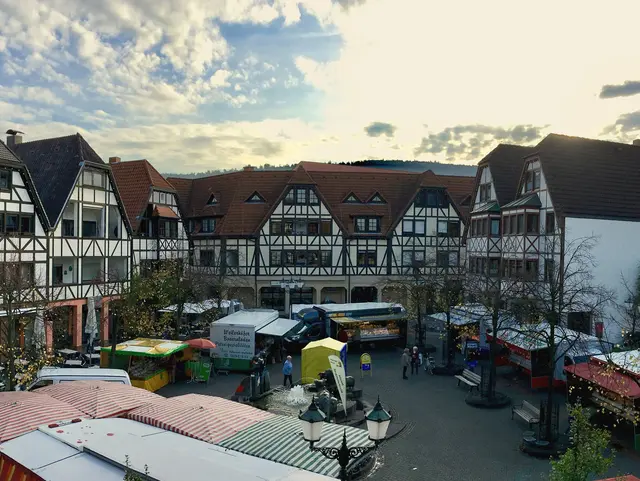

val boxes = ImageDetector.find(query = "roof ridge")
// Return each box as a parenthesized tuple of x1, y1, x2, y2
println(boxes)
(14, 134, 78, 147)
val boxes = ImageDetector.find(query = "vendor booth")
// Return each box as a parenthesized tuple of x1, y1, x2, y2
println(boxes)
(301, 338, 347, 383)
(488, 323, 611, 389)
(100, 338, 189, 392)
(565, 349, 640, 451)
(210, 309, 299, 371)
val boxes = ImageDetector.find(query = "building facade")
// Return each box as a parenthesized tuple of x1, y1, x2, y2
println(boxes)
(169, 163, 475, 315)
(12, 133, 131, 349)
(110, 158, 189, 271)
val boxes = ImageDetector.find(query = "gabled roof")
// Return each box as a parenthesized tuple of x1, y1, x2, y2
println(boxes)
(168, 162, 476, 237)
(13, 133, 105, 226)
(0, 140, 21, 164)
(111, 160, 177, 231)
(529, 134, 640, 221)
(477, 144, 537, 206)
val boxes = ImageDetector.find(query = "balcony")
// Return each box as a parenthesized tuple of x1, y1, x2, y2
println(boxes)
(81, 258, 104, 283)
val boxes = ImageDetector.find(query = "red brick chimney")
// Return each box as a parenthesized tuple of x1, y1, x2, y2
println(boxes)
(109, 157, 121, 164)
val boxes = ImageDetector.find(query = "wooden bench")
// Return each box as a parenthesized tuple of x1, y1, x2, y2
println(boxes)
(512, 400, 540, 428)
(455, 369, 481, 391)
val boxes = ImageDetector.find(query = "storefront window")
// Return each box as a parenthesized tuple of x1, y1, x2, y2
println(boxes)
(290, 288, 314, 305)
(261, 287, 285, 311)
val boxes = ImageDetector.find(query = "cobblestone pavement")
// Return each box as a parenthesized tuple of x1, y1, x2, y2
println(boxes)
(160, 336, 640, 481)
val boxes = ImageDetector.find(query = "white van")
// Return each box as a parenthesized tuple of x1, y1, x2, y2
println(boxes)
(27, 367, 131, 390)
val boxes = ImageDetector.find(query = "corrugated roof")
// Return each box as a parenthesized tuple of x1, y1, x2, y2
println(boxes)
(111, 159, 177, 231)
(13, 134, 105, 226)
(532, 134, 640, 221)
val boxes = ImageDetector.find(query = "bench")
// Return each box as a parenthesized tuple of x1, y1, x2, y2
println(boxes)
(512, 400, 540, 428)
(454, 369, 481, 391)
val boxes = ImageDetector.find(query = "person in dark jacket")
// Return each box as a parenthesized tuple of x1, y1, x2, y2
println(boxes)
(401, 348, 410, 380)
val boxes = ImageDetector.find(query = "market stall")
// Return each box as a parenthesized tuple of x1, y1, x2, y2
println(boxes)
(300, 338, 347, 382)
(331, 316, 405, 344)
(100, 339, 189, 392)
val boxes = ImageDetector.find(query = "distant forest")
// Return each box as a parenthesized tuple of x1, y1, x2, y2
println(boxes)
(164, 159, 477, 178)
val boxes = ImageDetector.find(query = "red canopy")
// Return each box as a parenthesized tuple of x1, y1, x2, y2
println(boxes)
(565, 362, 640, 399)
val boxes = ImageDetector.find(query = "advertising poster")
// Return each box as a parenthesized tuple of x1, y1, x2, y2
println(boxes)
(210, 323, 255, 369)
(328, 354, 348, 415)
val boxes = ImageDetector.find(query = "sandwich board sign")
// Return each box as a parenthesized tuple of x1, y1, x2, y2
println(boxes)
(360, 353, 372, 378)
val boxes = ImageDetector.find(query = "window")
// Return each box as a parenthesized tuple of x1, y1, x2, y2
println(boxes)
(270, 221, 283, 235)
(490, 219, 500, 237)
(5, 214, 18, 233)
(510, 215, 516, 235)
(436, 252, 450, 267)
(284, 190, 295, 204)
(261, 287, 285, 311)
(403, 250, 425, 267)
(525, 169, 540, 192)
(285, 187, 318, 205)
(81, 258, 103, 283)
(526, 214, 539, 234)
(544, 258, 555, 283)
(415, 189, 447, 208)
(246, 192, 264, 203)
(158, 220, 166, 237)
(357, 251, 376, 267)
(308, 190, 319, 204)
(200, 250, 215, 267)
(19, 215, 33, 235)
(82, 170, 106, 188)
(82, 221, 97, 237)
(489, 258, 500, 276)
(525, 259, 539, 280)
(0, 170, 10, 190)
(321, 250, 332, 266)
(344, 193, 360, 203)
(187, 220, 195, 233)
(201, 218, 215, 233)
(368, 193, 386, 204)
(502, 216, 509, 235)
(402, 220, 413, 234)
(517, 214, 524, 234)
(296, 188, 306, 204)
(225, 250, 239, 268)
(169, 221, 178, 238)
(354, 217, 380, 233)
(307, 222, 319, 235)
(53, 265, 63, 285)
(206, 194, 217, 205)
(290, 288, 314, 305)
(437, 220, 460, 237)
(479, 183, 492, 202)
(545, 212, 555, 234)
(321, 220, 332, 235)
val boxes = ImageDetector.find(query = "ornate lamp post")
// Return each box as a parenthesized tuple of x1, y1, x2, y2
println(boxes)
(299, 396, 392, 481)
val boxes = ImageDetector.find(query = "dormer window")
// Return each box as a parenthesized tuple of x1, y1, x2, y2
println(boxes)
(201, 218, 216, 233)
(246, 192, 265, 203)
(415, 189, 447, 208)
(284, 187, 319, 205)
(524, 169, 540, 192)
(479, 183, 492, 202)
(368, 193, 386, 204)
(354, 216, 381, 233)
(207, 194, 218, 205)
(344, 193, 361, 203)
(82, 169, 106, 189)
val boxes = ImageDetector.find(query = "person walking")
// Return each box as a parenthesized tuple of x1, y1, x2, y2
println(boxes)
(411, 346, 420, 375)
(282, 355, 293, 388)
(401, 348, 410, 380)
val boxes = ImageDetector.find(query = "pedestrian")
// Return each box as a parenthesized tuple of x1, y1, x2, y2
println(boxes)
(401, 348, 410, 380)
(282, 355, 293, 388)
(411, 346, 420, 375)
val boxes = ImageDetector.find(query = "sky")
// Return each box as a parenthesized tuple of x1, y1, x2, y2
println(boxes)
(2, 0, 640, 173)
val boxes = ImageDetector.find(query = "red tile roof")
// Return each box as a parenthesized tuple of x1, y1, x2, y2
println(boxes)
(437, 174, 476, 220)
(168, 162, 475, 237)
(111, 159, 176, 231)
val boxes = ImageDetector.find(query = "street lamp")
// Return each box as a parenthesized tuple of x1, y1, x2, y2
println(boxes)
(299, 396, 392, 481)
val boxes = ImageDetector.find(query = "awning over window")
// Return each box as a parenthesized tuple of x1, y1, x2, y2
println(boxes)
(153, 206, 178, 218)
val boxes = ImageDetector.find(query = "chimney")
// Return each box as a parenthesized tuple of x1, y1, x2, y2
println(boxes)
(6, 130, 23, 149)
(109, 156, 121, 164)
(633, 140, 640, 147)
(243, 165, 254, 172)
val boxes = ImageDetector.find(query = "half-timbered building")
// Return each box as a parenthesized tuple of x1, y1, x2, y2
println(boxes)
(466, 134, 640, 343)
(110, 158, 189, 271)
(0, 138, 49, 347)
(169, 162, 474, 315)
(12, 133, 131, 349)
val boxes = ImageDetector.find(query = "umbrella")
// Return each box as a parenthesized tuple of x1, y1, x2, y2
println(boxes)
(186, 338, 216, 350)
(0, 392, 86, 442)
(127, 394, 273, 444)
(35, 381, 163, 419)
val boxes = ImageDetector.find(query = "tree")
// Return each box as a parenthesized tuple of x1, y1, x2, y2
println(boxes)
(549, 405, 614, 481)
(617, 266, 640, 349)
(505, 235, 613, 442)
(0, 257, 53, 390)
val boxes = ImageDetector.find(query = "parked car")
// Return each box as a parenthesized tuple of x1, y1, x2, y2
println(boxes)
(26, 367, 131, 390)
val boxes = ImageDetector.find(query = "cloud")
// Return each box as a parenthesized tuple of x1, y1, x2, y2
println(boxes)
(602, 110, 640, 140)
(413, 124, 545, 160)
(364, 121, 396, 138)
(0, 86, 64, 105)
(599, 81, 640, 99)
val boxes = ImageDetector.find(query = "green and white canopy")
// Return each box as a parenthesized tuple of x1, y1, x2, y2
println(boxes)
(217, 415, 373, 478)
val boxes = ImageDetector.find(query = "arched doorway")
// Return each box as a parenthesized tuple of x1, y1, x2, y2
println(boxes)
(351, 286, 377, 303)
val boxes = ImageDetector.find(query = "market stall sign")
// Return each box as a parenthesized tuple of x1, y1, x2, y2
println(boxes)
(360, 353, 372, 378)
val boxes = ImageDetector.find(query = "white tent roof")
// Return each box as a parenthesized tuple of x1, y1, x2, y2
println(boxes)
(212, 309, 280, 330)
(593, 349, 640, 375)
(160, 299, 238, 314)
(257, 318, 300, 337)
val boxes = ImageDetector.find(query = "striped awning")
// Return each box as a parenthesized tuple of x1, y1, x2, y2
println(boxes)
(35, 381, 163, 419)
(0, 392, 86, 442)
(217, 416, 374, 478)
(127, 394, 273, 444)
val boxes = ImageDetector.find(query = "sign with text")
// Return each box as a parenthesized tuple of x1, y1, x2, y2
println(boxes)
(360, 353, 372, 378)
(210, 323, 255, 361)
(328, 355, 348, 415)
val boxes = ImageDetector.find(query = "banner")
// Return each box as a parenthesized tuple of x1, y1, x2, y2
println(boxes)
(328, 354, 348, 415)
